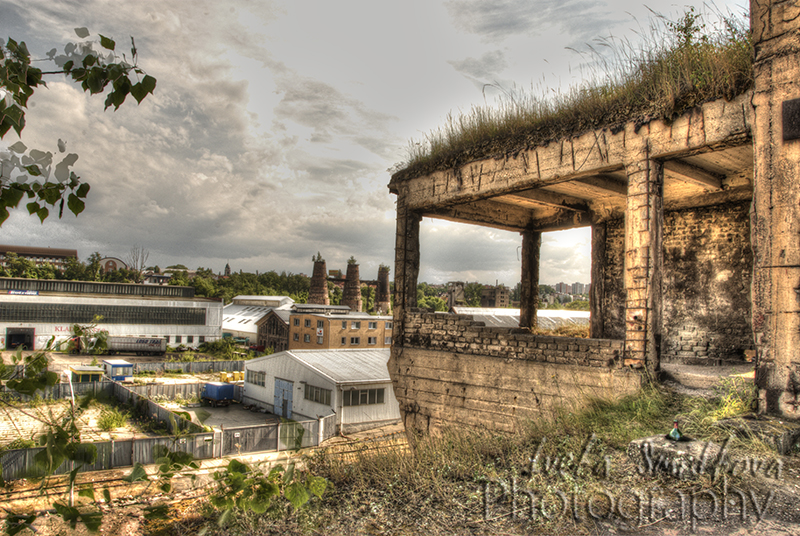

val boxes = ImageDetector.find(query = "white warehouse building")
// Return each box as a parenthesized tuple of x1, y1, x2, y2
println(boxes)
(243, 348, 400, 434)
(0, 278, 223, 350)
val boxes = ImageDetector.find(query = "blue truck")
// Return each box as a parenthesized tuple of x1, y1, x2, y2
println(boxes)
(202, 382, 235, 407)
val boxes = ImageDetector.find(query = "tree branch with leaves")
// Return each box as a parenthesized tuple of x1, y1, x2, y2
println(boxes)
(0, 27, 156, 225)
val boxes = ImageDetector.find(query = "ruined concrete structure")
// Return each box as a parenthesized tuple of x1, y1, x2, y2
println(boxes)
(388, 0, 800, 435)
(308, 259, 330, 305)
(376, 265, 392, 315)
(343, 263, 363, 313)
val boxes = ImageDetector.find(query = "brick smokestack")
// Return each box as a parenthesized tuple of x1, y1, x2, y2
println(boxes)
(308, 258, 329, 305)
(343, 262, 362, 312)
(377, 265, 391, 315)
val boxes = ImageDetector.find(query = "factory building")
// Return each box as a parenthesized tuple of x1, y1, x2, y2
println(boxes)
(0, 277, 223, 350)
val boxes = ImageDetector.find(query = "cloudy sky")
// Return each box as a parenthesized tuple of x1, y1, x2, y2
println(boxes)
(0, 0, 746, 286)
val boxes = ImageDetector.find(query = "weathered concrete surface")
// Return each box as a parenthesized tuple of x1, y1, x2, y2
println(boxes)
(628, 436, 724, 480)
(750, 0, 800, 417)
(714, 413, 800, 455)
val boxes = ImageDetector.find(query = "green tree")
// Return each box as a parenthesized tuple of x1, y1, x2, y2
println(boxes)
(1, 29, 156, 225)
(361, 285, 375, 313)
(463, 282, 484, 307)
(86, 252, 102, 281)
(4, 251, 37, 277)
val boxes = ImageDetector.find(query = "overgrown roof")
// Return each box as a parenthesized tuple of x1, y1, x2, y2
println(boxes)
(392, 10, 752, 184)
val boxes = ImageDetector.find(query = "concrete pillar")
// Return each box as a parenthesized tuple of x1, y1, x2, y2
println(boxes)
(590, 222, 606, 339)
(308, 259, 330, 305)
(623, 154, 664, 376)
(377, 265, 392, 315)
(750, 0, 800, 416)
(519, 230, 541, 330)
(391, 198, 421, 345)
(343, 263, 362, 312)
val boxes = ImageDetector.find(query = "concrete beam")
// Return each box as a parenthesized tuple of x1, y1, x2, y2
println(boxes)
(503, 188, 589, 212)
(663, 159, 723, 191)
(574, 174, 628, 196)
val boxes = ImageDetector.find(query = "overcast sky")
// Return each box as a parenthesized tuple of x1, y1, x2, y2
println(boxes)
(0, 0, 746, 286)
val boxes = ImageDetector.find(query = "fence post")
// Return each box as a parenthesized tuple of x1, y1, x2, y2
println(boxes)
(318, 416, 324, 446)
(276, 421, 281, 452)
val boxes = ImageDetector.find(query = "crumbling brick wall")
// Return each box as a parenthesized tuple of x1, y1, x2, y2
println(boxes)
(661, 201, 753, 364)
(600, 202, 753, 364)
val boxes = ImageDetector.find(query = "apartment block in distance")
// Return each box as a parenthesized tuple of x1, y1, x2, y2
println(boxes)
(288, 303, 393, 350)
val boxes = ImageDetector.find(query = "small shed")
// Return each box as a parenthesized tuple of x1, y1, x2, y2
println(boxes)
(68, 365, 104, 383)
(102, 359, 134, 381)
(243, 348, 400, 434)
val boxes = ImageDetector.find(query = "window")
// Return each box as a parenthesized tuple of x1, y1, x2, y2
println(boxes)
(176, 336, 182, 343)
(317, 320, 324, 328)
(293, 333, 299, 341)
(246, 369, 267, 387)
(386, 322, 393, 329)
(304, 319, 311, 328)
(304, 384, 332, 406)
(317, 336, 324, 344)
(304, 334, 311, 343)
(368, 321, 377, 330)
(341, 337, 346, 345)
(350, 337, 360, 345)
(187, 335, 194, 343)
(385, 336, 392, 345)
(165, 336, 170, 343)
(341, 321, 347, 329)
(199, 336, 205, 343)
(293, 318, 300, 326)
(342, 388, 385, 406)
(351, 321, 361, 329)
(368, 337, 377, 345)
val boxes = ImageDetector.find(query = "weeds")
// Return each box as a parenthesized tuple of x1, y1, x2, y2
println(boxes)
(97, 407, 129, 431)
(396, 8, 752, 180)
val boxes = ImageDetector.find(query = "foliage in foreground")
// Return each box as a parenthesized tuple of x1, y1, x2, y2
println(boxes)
(398, 8, 752, 180)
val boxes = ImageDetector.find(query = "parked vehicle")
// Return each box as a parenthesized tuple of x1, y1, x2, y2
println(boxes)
(202, 382, 235, 407)
(106, 336, 167, 356)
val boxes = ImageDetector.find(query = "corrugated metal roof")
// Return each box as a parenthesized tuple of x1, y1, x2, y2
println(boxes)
(451, 307, 589, 329)
(248, 348, 391, 384)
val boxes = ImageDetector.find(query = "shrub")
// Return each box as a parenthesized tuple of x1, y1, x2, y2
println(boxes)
(97, 407, 129, 431)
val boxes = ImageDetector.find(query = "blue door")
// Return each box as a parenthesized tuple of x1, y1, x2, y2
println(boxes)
(274, 378, 293, 419)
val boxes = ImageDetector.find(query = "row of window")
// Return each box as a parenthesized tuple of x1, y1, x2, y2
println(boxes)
(291, 318, 393, 330)
(342, 388, 385, 406)
(0, 303, 207, 325)
(304, 384, 332, 406)
(291, 334, 392, 345)
(246, 369, 267, 387)
(165, 335, 205, 344)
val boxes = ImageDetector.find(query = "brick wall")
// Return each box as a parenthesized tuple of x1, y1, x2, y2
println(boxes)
(402, 310, 623, 367)
(661, 201, 753, 364)
(600, 202, 753, 364)
(391, 311, 642, 434)
(602, 219, 626, 340)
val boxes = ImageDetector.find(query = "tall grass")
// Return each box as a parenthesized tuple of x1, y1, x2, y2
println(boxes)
(397, 8, 752, 180)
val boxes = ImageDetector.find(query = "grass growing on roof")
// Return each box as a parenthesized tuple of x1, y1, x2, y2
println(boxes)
(396, 7, 752, 181)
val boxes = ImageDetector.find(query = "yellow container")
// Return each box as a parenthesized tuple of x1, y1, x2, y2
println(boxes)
(219, 371, 228, 382)
(233, 371, 241, 381)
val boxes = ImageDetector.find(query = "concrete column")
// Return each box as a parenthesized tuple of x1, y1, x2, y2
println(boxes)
(750, 0, 800, 416)
(519, 230, 541, 330)
(590, 222, 606, 339)
(343, 263, 362, 312)
(391, 197, 421, 344)
(377, 265, 392, 315)
(623, 154, 664, 376)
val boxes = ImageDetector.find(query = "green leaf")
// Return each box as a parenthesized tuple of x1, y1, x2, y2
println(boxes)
(124, 462, 148, 482)
(67, 193, 85, 216)
(103, 486, 112, 504)
(82, 54, 96, 68)
(74, 28, 90, 38)
(79, 486, 96, 501)
(2, 187, 25, 208)
(63, 60, 74, 72)
(283, 463, 295, 484)
(99, 35, 115, 51)
(54, 502, 81, 528)
(141, 74, 157, 95)
(217, 508, 232, 527)
(130, 81, 147, 104)
(306, 475, 328, 498)
(5, 513, 37, 536)
(284, 481, 310, 509)
(36, 206, 49, 223)
(80, 511, 103, 532)
(24, 165, 41, 176)
(76, 183, 90, 198)
(26, 202, 40, 215)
